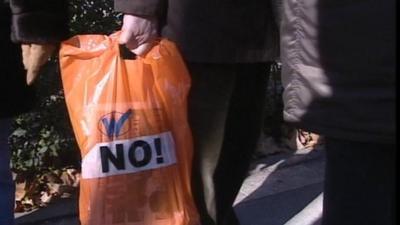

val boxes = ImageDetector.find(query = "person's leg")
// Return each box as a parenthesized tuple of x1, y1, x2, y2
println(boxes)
(322, 138, 395, 225)
(0, 118, 15, 225)
(187, 62, 270, 225)
(187, 63, 237, 225)
(215, 63, 269, 225)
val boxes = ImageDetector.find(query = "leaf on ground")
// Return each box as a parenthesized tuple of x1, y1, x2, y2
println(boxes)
(15, 181, 26, 201)
(60, 168, 80, 187)
(13, 167, 81, 212)
(293, 129, 325, 150)
(40, 191, 53, 205)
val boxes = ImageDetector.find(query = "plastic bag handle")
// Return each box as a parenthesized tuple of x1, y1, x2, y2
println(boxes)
(119, 44, 137, 60)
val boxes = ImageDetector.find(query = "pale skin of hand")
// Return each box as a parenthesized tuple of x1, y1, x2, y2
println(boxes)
(119, 14, 158, 56)
(20, 15, 156, 85)
(21, 44, 56, 85)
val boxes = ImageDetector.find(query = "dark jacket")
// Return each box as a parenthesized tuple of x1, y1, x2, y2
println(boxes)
(0, 0, 69, 118)
(114, 0, 280, 63)
(280, 0, 396, 144)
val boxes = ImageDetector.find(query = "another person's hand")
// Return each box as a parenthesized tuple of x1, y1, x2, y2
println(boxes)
(119, 14, 158, 56)
(21, 44, 56, 85)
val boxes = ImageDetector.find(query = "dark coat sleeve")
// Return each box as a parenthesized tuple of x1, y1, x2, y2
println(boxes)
(114, 0, 164, 16)
(9, 0, 69, 44)
(271, 0, 283, 27)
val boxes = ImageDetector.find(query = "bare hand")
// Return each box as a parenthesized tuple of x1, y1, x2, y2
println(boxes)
(21, 44, 56, 85)
(119, 14, 158, 56)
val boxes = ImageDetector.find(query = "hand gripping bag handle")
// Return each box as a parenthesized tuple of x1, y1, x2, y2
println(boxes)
(59, 32, 199, 225)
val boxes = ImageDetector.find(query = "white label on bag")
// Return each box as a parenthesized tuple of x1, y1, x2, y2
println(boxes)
(82, 131, 177, 179)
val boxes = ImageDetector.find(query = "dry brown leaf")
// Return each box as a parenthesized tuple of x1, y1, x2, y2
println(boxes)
(14, 201, 25, 213)
(15, 181, 26, 201)
(13, 167, 81, 212)
(42, 172, 63, 184)
(47, 183, 61, 195)
(40, 191, 53, 204)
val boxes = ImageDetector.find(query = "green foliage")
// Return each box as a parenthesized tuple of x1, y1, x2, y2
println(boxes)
(68, 0, 122, 35)
(10, 0, 121, 175)
(10, 62, 80, 175)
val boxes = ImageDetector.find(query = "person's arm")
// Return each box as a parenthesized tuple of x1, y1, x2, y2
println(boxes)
(114, 0, 163, 16)
(9, 0, 69, 85)
(9, 0, 69, 44)
(114, 0, 165, 56)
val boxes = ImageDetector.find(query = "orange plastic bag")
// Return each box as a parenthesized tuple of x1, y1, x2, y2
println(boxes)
(59, 32, 199, 225)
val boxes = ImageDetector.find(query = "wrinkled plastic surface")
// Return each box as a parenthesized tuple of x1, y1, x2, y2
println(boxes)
(59, 32, 199, 225)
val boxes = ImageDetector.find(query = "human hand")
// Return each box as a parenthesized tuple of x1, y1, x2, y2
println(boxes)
(21, 44, 56, 85)
(119, 14, 158, 56)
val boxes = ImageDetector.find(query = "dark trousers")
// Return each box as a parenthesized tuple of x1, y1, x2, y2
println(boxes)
(322, 138, 396, 225)
(187, 63, 270, 225)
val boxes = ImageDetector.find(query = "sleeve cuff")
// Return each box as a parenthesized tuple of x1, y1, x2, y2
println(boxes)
(114, 0, 161, 16)
(9, 0, 69, 44)
(11, 12, 69, 44)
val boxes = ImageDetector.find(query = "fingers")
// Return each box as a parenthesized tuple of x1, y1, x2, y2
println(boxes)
(119, 15, 139, 49)
(31, 44, 56, 68)
(26, 61, 41, 85)
(118, 14, 158, 57)
(21, 44, 31, 70)
(119, 26, 135, 46)
(119, 32, 155, 56)
(23, 44, 56, 85)
(131, 42, 155, 56)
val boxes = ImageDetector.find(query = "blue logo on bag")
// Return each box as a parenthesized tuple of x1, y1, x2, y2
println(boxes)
(99, 109, 133, 139)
